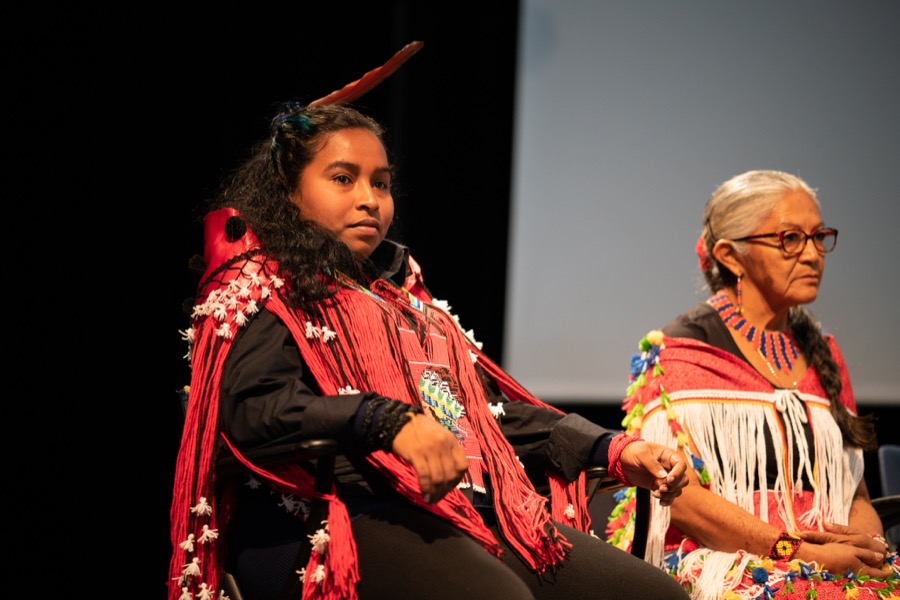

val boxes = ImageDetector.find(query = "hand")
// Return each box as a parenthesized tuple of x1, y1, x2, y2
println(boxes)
(618, 440, 688, 506)
(798, 522, 889, 577)
(391, 413, 468, 504)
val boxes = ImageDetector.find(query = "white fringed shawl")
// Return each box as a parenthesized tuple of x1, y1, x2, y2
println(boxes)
(620, 335, 863, 599)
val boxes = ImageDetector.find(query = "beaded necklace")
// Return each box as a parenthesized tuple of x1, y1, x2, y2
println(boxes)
(333, 269, 425, 310)
(708, 293, 798, 373)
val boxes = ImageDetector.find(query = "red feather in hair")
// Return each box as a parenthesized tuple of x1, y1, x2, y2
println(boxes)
(309, 40, 424, 107)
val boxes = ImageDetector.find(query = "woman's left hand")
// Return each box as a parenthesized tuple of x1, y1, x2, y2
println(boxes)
(618, 441, 689, 506)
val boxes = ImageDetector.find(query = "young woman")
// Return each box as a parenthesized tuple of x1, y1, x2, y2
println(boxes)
(168, 47, 689, 600)
(608, 170, 898, 599)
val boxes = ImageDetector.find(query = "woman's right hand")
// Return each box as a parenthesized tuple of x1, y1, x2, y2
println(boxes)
(391, 413, 468, 504)
(797, 523, 889, 578)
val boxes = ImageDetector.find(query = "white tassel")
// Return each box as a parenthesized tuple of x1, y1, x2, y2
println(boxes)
(215, 322, 233, 339)
(179, 533, 195, 553)
(463, 328, 483, 349)
(190, 497, 213, 517)
(488, 402, 505, 419)
(199, 524, 219, 544)
(431, 298, 451, 312)
(182, 557, 201, 577)
(308, 522, 330, 554)
(308, 565, 326, 584)
(277, 493, 307, 517)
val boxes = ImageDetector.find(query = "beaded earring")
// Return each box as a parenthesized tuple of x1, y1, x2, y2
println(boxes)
(736, 274, 743, 315)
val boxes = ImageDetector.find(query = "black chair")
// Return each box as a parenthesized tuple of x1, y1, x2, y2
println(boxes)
(182, 380, 649, 598)
(177, 388, 340, 600)
(216, 439, 340, 600)
(584, 466, 650, 559)
(212, 450, 645, 599)
(872, 495, 900, 550)
(879, 445, 900, 496)
(876, 443, 900, 551)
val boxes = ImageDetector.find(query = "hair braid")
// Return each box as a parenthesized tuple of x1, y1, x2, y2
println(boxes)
(789, 307, 877, 451)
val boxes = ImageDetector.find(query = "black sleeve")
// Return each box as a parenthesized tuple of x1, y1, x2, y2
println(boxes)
(663, 301, 747, 363)
(219, 309, 378, 450)
(476, 364, 618, 484)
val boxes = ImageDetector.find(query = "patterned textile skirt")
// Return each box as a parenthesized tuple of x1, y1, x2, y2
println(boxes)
(662, 541, 899, 600)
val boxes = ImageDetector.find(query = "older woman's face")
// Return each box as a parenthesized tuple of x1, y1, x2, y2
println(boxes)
(290, 128, 394, 261)
(739, 189, 826, 314)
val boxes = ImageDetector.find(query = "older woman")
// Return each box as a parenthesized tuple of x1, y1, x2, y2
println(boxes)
(607, 170, 899, 599)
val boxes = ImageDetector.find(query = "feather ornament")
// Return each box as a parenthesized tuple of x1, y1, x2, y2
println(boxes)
(309, 40, 424, 107)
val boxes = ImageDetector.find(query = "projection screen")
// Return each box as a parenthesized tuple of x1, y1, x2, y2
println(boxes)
(505, 1, 900, 405)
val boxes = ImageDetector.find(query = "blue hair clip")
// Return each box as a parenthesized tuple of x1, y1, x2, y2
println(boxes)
(286, 113, 312, 132)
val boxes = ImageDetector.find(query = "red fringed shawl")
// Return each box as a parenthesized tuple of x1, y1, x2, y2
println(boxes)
(608, 331, 900, 599)
(168, 209, 590, 600)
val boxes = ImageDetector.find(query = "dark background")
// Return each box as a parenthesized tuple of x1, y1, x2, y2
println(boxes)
(157, 4, 522, 593)
(155, 3, 897, 594)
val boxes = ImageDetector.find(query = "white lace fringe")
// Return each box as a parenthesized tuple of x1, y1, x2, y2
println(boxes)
(638, 389, 863, 599)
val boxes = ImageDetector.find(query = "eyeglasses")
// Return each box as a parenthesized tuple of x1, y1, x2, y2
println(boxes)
(732, 228, 838, 256)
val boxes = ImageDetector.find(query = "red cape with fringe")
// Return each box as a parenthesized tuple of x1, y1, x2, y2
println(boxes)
(167, 209, 592, 599)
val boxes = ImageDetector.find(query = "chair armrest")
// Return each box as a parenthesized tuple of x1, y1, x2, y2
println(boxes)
(872, 494, 900, 531)
(216, 439, 341, 599)
(584, 465, 626, 497)
(216, 439, 340, 483)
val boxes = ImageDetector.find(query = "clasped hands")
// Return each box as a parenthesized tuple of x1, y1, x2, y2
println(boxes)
(393, 413, 689, 507)
(797, 522, 891, 578)
(617, 440, 689, 507)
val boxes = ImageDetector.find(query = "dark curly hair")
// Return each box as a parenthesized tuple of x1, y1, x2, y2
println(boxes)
(202, 103, 389, 309)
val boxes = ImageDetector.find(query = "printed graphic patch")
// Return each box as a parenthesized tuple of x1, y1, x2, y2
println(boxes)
(418, 366, 486, 493)
(419, 367, 465, 443)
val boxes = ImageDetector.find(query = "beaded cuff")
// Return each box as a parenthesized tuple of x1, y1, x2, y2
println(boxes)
(768, 531, 803, 561)
(607, 433, 642, 485)
(362, 398, 424, 451)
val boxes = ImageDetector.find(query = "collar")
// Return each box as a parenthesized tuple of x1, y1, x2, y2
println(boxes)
(369, 238, 411, 286)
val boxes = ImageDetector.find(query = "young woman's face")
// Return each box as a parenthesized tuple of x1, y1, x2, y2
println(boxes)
(738, 189, 826, 314)
(290, 128, 394, 261)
